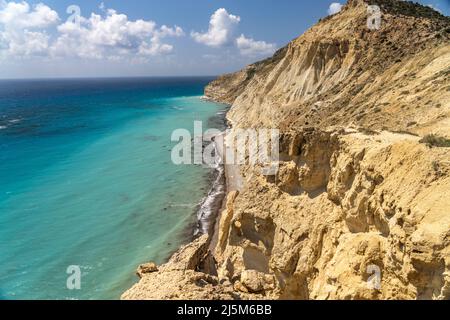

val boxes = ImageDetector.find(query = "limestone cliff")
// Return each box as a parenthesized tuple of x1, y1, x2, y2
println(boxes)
(123, 0, 450, 300)
(222, 0, 449, 137)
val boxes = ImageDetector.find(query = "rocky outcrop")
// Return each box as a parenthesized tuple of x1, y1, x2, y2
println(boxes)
(123, 0, 450, 300)
(122, 235, 235, 300)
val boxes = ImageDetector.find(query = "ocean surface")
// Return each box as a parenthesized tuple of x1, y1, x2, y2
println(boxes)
(0, 77, 226, 300)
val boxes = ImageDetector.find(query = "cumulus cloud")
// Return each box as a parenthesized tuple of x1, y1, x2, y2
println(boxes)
(328, 2, 343, 15)
(192, 8, 277, 58)
(0, 1, 59, 56)
(0, 1, 184, 61)
(191, 8, 240, 47)
(236, 34, 276, 57)
(137, 24, 184, 56)
(53, 8, 184, 59)
(0, 1, 59, 29)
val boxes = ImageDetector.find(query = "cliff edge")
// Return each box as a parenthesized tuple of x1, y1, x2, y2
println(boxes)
(123, 0, 450, 300)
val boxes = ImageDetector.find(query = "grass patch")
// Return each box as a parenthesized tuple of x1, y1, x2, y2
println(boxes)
(419, 134, 450, 148)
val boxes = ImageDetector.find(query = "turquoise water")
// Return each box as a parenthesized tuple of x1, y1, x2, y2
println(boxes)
(0, 78, 225, 300)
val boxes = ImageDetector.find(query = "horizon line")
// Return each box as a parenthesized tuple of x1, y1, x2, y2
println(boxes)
(0, 75, 220, 81)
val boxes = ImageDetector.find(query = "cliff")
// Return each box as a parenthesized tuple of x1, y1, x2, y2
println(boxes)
(215, 0, 449, 137)
(123, 0, 450, 300)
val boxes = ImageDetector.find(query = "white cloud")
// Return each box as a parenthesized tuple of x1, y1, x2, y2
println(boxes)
(192, 8, 276, 58)
(191, 8, 240, 47)
(0, 1, 59, 57)
(52, 10, 184, 59)
(0, 1, 59, 29)
(137, 24, 184, 56)
(328, 2, 343, 15)
(16, 30, 49, 55)
(0, 1, 184, 61)
(236, 34, 276, 57)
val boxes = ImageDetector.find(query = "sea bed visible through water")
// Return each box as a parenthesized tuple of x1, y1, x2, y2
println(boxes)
(0, 77, 227, 300)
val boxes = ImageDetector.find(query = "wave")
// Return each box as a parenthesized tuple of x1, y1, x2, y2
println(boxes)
(194, 143, 226, 237)
(0, 118, 22, 130)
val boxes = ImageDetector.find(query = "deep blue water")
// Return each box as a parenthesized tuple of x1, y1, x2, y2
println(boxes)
(0, 77, 225, 300)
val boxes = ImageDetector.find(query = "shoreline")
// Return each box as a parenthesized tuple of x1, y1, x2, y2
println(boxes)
(158, 99, 230, 261)
(121, 96, 234, 299)
(193, 101, 230, 238)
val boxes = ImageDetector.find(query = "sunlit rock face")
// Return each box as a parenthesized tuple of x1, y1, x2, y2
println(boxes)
(123, 0, 450, 300)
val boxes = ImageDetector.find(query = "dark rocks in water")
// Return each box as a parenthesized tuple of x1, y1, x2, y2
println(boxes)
(192, 105, 229, 238)
(142, 135, 160, 142)
(194, 165, 226, 237)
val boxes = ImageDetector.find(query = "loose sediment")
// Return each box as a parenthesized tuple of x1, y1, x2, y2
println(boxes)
(194, 163, 226, 237)
(193, 105, 230, 237)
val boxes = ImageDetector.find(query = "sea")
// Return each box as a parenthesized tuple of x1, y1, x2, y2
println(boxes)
(0, 77, 227, 300)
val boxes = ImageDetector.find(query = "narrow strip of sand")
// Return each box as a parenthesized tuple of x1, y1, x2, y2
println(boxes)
(209, 130, 242, 252)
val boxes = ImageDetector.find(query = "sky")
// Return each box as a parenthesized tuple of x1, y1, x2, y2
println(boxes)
(0, 0, 448, 78)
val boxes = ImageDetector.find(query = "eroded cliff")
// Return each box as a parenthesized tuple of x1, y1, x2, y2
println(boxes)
(123, 0, 450, 300)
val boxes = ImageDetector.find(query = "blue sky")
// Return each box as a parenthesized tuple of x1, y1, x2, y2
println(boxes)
(0, 0, 448, 78)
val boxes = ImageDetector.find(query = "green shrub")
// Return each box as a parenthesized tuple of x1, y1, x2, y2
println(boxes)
(419, 134, 450, 147)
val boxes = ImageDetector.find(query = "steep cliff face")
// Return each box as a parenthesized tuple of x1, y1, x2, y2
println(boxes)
(204, 46, 288, 105)
(123, 0, 450, 300)
(210, 0, 450, 137)
(213, 129, 450, 299)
